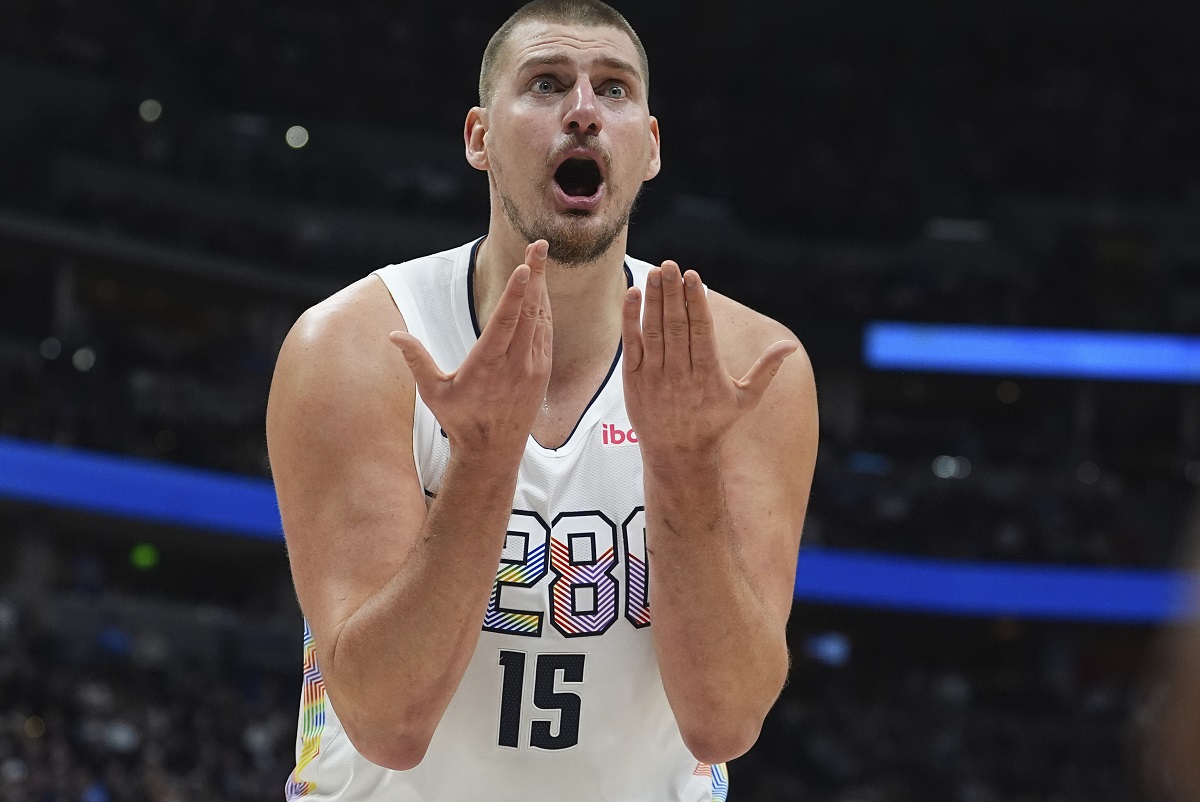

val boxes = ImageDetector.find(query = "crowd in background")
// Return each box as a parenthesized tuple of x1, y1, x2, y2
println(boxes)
(0, 569, 1164, 802)
(1, 0, 1199, 799)
(2, 0, 1199, 226)
(0, 591, 296, 802)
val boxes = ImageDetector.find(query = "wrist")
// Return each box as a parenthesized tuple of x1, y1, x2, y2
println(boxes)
(446, 440, 524, 479)
(639, 442, 722, 478)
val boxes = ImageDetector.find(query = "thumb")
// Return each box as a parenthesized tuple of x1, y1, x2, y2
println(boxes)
(389, 330, 446, 389)
(735, 340, 799, 410)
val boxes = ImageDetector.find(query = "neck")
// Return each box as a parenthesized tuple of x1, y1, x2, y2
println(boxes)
(474, 220, 630, 396)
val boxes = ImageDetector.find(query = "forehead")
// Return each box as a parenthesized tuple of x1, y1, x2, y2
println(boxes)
(502, 21, 643, 83)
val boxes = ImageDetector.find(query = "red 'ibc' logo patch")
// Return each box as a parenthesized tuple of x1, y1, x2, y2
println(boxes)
(601, 423, 638, 445)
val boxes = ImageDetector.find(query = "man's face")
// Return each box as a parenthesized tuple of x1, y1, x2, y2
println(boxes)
(479, 21, 660, 266)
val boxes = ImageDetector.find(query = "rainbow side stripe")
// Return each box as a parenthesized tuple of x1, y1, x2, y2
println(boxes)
(285, 621, 327, 799)
(693, 762, 730, 801)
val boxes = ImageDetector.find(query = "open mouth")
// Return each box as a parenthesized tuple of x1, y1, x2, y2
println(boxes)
(553, 157, 604, 198)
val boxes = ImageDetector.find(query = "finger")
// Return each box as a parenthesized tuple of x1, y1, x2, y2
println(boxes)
(641, 267, 664, 369)
(389, 330, 450, 392)
(659, 261, 690, 372)
(509, 244, 548, 358)
(525, 239, 549, 278)
(507, 240, 549, 358)
(478, 264, 531, 357)
(734, 340, 799, 410)
(532, 271, 552, 365)
(532, 304, 547, 364)
(539, 262, 553, 360)
(621, 286, 643, 373)
(683, 270, 718, 371)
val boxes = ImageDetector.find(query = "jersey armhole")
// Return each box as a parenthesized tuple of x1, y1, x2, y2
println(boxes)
(370, 268, 436, 482)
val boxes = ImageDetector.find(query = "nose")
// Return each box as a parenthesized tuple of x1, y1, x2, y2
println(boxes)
(561, 78, 602, 136)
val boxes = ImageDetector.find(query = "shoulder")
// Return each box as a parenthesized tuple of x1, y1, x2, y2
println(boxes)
(268, 273, 412, 443)
(279, 274, 405, 376)
(706, 289, 818, 466)
(707, 290, 813, 392)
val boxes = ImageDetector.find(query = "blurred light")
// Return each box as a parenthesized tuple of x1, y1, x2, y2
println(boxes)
(924, 217, 991, 243)
(285, 125, 310, 149)
(805, 632, 851, 667)
(130, 543, 159, 570)
(23, 716, 45, 738)
(72, 347, 96, 372)
(847, 451, 892, 476)
(996, 380, 1021, 404)
(865, 322, 1200, 383)
(1077, 461, 1101, 484)
(1183, 460, 1199, 484)
(0, 758, 27, 783)
(138, 99, 163, 123)
(39, 338, 61, 360)
(932, 455, 970, 479)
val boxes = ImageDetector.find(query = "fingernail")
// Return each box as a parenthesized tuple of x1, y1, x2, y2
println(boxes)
(538, 241, 549, 257)
(517, 266, 529, 283)
(662, 268, 676, 282)
(649, 271, 661, 288)
(685, 272, 698, 288)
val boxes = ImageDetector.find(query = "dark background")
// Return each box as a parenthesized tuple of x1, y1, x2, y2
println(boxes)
(0, 0, 1199, 800)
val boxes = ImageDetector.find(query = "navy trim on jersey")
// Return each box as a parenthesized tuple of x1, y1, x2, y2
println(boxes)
(465, 239, 634, 453)
(466, 236, 486, 337)
(541, 335, 623, 452)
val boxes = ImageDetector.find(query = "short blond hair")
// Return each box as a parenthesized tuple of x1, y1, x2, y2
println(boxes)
(478, 0, 649, 106)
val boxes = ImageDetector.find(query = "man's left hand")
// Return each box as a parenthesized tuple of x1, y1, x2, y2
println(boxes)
(620, 261, 797, 464)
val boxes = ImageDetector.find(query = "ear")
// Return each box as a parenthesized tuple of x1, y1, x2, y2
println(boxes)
(464, 107, 490, 172)
(644, 116, 661, 181)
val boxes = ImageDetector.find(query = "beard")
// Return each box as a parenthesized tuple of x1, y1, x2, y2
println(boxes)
(491, 137, 641, 266)
(499, 188, 635, 266)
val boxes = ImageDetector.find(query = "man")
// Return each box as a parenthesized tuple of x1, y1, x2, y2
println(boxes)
(266, 1, 818, 799)
(1144, 501, 1200, 801)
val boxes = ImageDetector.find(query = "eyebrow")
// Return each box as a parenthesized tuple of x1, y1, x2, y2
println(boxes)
(517, 53, 644, 86)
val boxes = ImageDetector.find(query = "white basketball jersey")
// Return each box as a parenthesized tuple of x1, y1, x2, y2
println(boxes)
(285, 240, 729, 801)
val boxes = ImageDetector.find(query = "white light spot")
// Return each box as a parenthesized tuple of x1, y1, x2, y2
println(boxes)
(285, 125, 309, 149)
(72, 347, 96, 372)
(932, 455, 958, 479)
(954, 457, 972, 479)
(138, 99, 163, 123)
(1076, 461, 1101, 484)
(39, 338, 62, 360)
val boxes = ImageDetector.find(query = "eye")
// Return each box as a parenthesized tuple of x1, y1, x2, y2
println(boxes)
(531, 78, 557, 94)
(601, 82, 628, 99)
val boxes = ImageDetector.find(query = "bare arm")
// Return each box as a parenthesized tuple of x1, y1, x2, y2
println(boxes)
(621, 263, 817, 764)
(266, 242, 552, 770)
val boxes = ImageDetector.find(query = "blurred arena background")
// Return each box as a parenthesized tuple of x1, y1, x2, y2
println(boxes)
(1, 0, 1199, 800)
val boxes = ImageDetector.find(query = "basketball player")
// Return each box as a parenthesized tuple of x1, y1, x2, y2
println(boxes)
(1145, 500, 1200, 801)
(265, 1, 818, 798)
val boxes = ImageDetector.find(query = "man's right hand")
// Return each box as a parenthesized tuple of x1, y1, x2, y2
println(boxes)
(389, 239, 552, 461)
